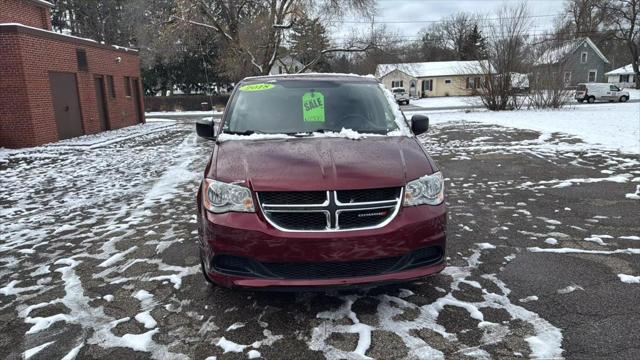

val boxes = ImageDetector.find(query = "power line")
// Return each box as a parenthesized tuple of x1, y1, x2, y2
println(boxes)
(327, 13, 561, 24)
(329, 28, 627, 42)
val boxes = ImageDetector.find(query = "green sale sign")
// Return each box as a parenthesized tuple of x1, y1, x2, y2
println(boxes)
(302, 92, 325, 122)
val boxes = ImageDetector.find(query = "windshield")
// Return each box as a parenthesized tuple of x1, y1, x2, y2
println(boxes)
(577, 84, 587, 91)
(392, 88, 405, 94)
(223, 80, 400, 135)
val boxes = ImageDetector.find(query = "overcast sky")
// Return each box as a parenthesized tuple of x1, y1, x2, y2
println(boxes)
(330, 0, 567, 43)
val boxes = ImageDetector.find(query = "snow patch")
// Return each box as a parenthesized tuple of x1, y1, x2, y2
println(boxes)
(617, 274, 640, 284)
(24, 341, 55, 359)
(519, 296, 539, 303)
(557, 284, 584, 294)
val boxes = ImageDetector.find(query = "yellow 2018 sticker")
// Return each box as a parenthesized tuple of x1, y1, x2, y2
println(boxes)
(302, 92, 325, 122)
(239, 83, 275, 92)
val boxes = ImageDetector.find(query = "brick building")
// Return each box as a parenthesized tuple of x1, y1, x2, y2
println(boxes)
(0, 0, 144, 148)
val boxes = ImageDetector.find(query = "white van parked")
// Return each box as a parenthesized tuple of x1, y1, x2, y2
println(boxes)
(575, 83, 630, 103)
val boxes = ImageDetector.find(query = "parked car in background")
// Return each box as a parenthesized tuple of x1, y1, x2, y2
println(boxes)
(196, 74, 446, 290)
(392, 87, 410, 105)
(575, 83, 630, 103)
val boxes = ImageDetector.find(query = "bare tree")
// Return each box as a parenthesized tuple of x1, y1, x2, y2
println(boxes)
(172, 0, 373, 80)
(563, 0, 609, 38)
(527, 66, 572, 109)
(598, 0, 640, 88)
(431, 13, 480, 60)
(473, 3, 531, 110)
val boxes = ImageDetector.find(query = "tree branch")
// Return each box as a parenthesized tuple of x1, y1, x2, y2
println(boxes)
(298, 43, 376, 73)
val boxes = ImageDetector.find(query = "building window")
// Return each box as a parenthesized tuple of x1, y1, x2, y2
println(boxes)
(581, 52, 588, 64)
(391, 80, 404, 88)
(107, 75, 116, 98)
(294, 65, 299, 73)
(278, 66, 283, 74)
(423, 79, 433, 91)
(445, 79, 452, 84)
(76, 49, 88, 71)
(467, 77, 479, 89)
(563, 71, 572, 84)
(124, 76, 132, 96)
(588, 70, 597, 82)
(620, 74, 630, 83)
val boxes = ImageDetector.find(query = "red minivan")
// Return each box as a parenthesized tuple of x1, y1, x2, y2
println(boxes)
(196, 74, 446, 289)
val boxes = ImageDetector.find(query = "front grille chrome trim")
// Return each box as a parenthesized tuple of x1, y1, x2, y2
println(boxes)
(258, 188, 403, 233)
(263, 209, 331, 232)
(258, 191, 330, 208)
(333, 190, 400, 206)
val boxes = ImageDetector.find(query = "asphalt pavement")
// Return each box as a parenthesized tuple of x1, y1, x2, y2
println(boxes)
(0, 118, 638, 359)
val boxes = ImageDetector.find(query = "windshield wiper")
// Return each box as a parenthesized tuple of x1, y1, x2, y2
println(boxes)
(224, 130, 263, 136)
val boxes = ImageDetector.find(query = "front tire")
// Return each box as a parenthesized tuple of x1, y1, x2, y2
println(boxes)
(620, 96, 629, 102)
(587, 96, 595, 103)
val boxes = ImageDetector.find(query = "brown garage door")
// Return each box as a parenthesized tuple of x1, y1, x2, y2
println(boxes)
(49, 72, 84, 140)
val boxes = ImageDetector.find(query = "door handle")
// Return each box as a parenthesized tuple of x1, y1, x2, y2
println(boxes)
(64, 106, 70, 112)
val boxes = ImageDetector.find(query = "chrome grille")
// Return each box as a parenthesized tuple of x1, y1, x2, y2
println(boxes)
(257, 188, 403, 232)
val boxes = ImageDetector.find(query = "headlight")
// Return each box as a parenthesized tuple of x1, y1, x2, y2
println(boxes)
(403, 172, 444, 206)
(202, 179, 255, 213)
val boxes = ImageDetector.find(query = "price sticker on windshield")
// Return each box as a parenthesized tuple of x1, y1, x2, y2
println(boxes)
(302, 92, 325, 122)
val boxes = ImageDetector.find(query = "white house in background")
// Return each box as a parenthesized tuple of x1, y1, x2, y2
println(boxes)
(269, 56, 308, 75)
(375, 60, 490, 97)
(605, 64, 637, 88)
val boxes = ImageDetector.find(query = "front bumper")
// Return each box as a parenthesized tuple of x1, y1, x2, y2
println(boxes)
(198, 204, 446, 289)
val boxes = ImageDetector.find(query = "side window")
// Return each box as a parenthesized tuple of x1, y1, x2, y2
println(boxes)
(581, 52, 588, 64)
(445, 79, 452, 84)
(610, 85, 620, 91)
(588, 70, 597, 83)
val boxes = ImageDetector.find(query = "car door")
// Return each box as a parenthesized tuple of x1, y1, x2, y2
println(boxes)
(609, 85, 621, 101)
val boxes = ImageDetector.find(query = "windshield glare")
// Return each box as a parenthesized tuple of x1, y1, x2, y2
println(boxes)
(224, 80, 400, 135)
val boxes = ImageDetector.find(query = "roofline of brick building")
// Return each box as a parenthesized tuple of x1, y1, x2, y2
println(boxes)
(0, 23, 139, 54)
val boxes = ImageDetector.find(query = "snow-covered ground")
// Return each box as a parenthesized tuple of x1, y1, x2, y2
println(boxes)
(409, 102, 640, 154)
(410, 96, 481, 108)
(409, 88, 639, 109)
(626, 88, 640, 99)
(145, 110, 223, 117)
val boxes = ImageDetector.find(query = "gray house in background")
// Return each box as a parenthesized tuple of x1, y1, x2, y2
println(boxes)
(535, 37, 610, 87)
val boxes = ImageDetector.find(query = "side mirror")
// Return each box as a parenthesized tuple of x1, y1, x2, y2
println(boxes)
(411, 114, 429, 135)
(196, 118, 216, 140)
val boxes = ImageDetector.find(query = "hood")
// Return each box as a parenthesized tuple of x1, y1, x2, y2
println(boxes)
(209, 137, 433, 191)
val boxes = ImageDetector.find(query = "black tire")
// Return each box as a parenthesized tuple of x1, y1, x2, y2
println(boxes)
(587, 96, 596, 103)
(200, 248, 216, 285)
(404, 100, 410, 105)
(620, 96, 628, 102)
